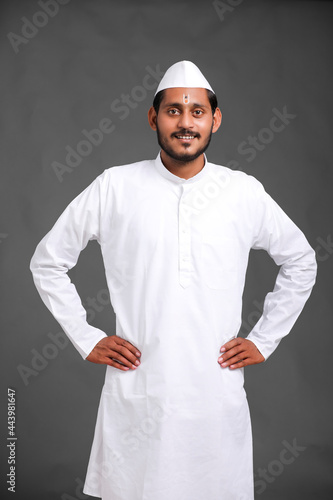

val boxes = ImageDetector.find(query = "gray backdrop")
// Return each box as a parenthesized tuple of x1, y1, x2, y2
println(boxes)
(1, 0, 332, 499)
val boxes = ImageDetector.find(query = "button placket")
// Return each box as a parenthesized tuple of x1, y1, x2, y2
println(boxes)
(178, 184, 192, 288)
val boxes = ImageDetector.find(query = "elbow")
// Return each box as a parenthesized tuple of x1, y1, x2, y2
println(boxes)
(30, 240, 45, 276)
(30, 249, 38, 276)
(312, 252, 318, 284)
(30, 242, 48, 278)
(305, 246, 318, 287)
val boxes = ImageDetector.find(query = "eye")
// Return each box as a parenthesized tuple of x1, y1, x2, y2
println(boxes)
(168, 108, 180, 115)
(193, 109, 204, 116)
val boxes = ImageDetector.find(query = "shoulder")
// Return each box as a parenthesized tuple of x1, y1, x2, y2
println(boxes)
(207, 161, 265, 196)
(100, 159, 154, 183)
(85, 159, 155, 199)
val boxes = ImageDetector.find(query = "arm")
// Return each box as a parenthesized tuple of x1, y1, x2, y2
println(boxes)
(30, 171, 141, 367)
(218, 180, 317, 368)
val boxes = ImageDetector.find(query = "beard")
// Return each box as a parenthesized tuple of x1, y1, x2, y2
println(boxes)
(156, 124, 213, 163)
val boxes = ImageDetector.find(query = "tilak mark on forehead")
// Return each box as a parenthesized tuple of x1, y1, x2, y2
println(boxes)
(183, 94, 190, 104)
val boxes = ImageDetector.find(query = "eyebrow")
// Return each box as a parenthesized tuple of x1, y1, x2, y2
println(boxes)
(162, 102, 210, 110)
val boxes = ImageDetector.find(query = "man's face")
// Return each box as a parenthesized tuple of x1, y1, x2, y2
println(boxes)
(148, 88, 221, 163)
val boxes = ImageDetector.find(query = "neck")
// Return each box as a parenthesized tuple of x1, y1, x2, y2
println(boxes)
(160, 150, 205, 180)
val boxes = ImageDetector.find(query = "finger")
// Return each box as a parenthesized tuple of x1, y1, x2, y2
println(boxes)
(218, 344, 246, 363)
(220, 337, 243, 353)
(229, 359, 247, 369)
(220, 352, 250, 368)
(105, 358, 130, 371)
(107, 350, 141, 369)
(113, 337, 141, 357)
(218, 347, 238, 362)
(110, 345, 141, 367)
(220, 339, 237, 353)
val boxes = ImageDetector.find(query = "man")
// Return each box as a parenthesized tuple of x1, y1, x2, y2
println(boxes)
(30, 61, 317, 500)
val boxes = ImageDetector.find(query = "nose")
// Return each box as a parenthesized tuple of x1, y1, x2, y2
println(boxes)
(177, 110, 194, 130)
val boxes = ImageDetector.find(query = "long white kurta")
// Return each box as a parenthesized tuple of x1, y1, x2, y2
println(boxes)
(30, 153, 317, 500)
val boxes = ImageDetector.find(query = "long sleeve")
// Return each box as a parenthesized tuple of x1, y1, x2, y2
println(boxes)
(246, 180, 317, 360)
(30, 172, 109, 359)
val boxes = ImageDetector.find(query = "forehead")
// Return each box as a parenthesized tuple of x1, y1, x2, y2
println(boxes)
(161, 87, 210, 105)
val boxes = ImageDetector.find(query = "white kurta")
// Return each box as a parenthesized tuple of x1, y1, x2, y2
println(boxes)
(30, 153, 317, 500)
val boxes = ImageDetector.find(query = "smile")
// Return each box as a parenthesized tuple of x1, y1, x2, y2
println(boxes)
(175, 135, 196, 140)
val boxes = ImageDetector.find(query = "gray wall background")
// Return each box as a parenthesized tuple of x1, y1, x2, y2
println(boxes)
(1, 0, 332, 498)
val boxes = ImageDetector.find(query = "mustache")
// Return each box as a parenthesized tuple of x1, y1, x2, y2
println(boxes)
(171, 130, 200, 138)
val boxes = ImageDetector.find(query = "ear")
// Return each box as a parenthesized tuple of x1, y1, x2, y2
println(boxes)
(148, 106, 157, 131)
(212, 107, 222, 134)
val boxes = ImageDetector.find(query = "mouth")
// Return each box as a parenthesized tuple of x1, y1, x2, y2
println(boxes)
(173, 134, 198, 143)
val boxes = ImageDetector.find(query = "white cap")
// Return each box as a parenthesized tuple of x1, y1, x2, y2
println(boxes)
(154, 60, 214, 96)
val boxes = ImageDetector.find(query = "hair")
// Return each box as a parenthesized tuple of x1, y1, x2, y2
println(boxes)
(153, 89, 218, 115)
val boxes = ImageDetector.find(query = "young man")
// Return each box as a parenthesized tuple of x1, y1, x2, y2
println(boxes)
(30, 61, 317, 500)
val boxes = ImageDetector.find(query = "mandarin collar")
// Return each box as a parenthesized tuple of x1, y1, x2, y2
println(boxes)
(154, 151, 209, 184)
